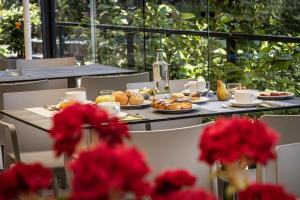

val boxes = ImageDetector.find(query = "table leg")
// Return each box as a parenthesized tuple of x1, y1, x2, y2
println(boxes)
(145, 122, 152, 131)
(67, 77, 77, 88)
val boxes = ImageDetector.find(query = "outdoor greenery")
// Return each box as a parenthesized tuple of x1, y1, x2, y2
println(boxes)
(1, 0, 300, 94)
(0, 1, 41, 58)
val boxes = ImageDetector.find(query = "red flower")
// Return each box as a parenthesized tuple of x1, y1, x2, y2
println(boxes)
(238, 183, 296, 200)
(199, 118, 279, 165)
(70, 144, 151, 200)
(50, 103, 130, 156)
(153, 189, 217, 200)
(96, 117, 130, 146)
(0, 163, 52, 200)
(153, 170, 196, 195)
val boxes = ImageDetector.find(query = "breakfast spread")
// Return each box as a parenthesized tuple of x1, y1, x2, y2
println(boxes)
(151, 98, 192, 110)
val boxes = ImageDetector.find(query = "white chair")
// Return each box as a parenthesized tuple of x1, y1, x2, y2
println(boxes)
(276, 143, 300, 196)
(16, 57, 76, 68)
(3, 87, 86, 152)
(130, 122, 218, 194)
(2, 87, 86, 196)
(0, 80, 50, 145)
(81, 72, 149, 101)
(255, 115, 300, 185)
(169, 79, 196, 93)
(261, 115, 300, 145)
(16, 57, 76, 89)
(127, 81, 155, 90)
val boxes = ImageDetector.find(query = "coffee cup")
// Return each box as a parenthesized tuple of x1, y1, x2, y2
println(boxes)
(97, 102, 121, 116)
(234, 90, 257, 104)
(184, 80, 208, 93)
(65, 91, 87, 102)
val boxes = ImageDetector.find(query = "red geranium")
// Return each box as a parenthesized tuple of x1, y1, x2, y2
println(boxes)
(0, 163, 52, 200)
(152, 170, 216, 200)
(70, 143, 151, 200)
(50, 103, 130, 156)
(199, 118, 279, 165)
(153, 189, 217, 200)
(153, 170, 196, 195)
(238, 183, 296, 200)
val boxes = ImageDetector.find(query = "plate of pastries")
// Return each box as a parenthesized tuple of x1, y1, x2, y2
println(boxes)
(257, 90, 294, 100)
(151, 97, 200, 113)
(171, 93, 210, 104)
(113, 91, 152, 109)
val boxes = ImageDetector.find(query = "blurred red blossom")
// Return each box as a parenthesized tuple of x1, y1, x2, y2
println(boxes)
(152, 170, 216, 200)
(0, 163, 52, 200)
(153, 189, 217, 200)
(153, 170, 196, 195)
(70, 143, 151, 200)
(50, 103, 130, 156)
(238, 183, 296, 200)
(199, 118, 279, 165)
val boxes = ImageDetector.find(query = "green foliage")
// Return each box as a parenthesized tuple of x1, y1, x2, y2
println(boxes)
(0, 3, 41, 58)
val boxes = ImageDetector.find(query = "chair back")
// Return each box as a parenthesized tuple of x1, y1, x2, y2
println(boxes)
(0, 80, 49, 110)
(16, 57, 76, 69)
(130, 122, 216, 193)
(127, 81, 155, 90)
(258, 115, 300, 184)
(169, 79, 196, 93)
(3, 87, 85, 152)
(261, 115, 300, 145)
(81, 72, 149, 101)
(276, 143, 300, 196)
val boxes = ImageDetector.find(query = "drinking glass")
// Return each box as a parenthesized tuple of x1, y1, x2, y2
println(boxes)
(227, 83, 241, 98)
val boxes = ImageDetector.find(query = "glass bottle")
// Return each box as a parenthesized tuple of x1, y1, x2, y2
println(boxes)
(152, 49, 170, 94)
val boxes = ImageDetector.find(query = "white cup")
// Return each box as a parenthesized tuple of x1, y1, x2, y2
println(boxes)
(98, 102, 121, 116)
(184, 81, 207, 93)
(234, 90, 257, 104)
(65, 91, 87, 102)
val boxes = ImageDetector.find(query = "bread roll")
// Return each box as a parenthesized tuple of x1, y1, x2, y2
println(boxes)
(113, 91, 128, 105)
(129, 95, 144, 105)
(125, 90, 138, 98)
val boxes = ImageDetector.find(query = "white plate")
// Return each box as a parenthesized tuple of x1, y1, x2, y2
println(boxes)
(153, 104, 200, 114)
(191, 97, 210, 104)
(229, 99, 263, 108)
(121, 100, 152, 109)
(116, 112, 128, 119)
(182, 89, 211, 96)
(257, 93, 294, 100)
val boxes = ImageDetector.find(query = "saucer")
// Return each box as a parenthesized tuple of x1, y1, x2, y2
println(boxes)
(229, 99, 263, 108)
(116, 112, 128, 119)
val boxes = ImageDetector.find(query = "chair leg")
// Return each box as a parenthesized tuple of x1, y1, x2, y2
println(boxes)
(52, 176, 59, 197)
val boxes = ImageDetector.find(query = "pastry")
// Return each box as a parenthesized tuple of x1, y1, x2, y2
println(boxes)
(171, 93, 185, 99)
(125, 90, 139, 98)
(167, 102, 182, 110)
(129, 95, 144, 105)
(113, 91, 129, 105)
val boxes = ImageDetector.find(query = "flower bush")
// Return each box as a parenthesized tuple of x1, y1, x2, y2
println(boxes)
(199, 118, 279, 165)
(50, 103, 130, 156)
(238, 183, 296, 200)
(152, 170, 216, 200)
(0, 163, 52, 200)
(70, 143, 151, 200)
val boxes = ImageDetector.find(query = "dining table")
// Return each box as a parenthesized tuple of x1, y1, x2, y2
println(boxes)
(0, 64, 136, 87)
(1, 95, 300, 132)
